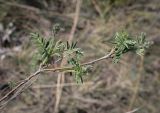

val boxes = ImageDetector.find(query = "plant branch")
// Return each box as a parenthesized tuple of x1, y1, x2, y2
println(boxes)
(0, 48, 114, 106)
(82, 48, 115, 66)
(0, 69, 41, 104)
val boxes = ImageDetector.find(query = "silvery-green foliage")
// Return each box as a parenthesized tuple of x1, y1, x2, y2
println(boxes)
(31, 25, 85, 83)
(135, 33, 150, 56)
(31, 33, 65, 65)
(66, 41, 84, 83)
(31, 26, 151, 83)
(113, 31, 151, 63)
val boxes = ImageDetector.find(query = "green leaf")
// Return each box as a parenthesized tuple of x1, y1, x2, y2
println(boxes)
(113, 31, 150, 63)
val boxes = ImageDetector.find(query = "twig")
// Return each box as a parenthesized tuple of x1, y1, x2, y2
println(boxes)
(0, 48, 114, 105)
(0, 66, 70, 103)
(32, 82, 93, 89)
(91, 0, 103, 17)
(72, 95, 113, 106)
(128, 56, 144, 110)
(82, 48, 115, 66)
(54, 0, 82, 112)
(0, 69, 41, 103)
(125, 107, 140, 113)
(68, 0, 82, 43)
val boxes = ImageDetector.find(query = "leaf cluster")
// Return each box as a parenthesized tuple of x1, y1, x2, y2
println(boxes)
(31, 33, 65, 65)
(66, 42, 84, 83)
(31, 26, 151, 83)
(31, 27, 85, 83)
(113, 31, 150, 63)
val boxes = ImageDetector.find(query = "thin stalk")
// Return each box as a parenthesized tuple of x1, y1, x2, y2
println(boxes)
(0, 48, 114, 105)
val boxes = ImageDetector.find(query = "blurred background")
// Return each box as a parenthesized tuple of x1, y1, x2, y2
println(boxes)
(0, 0, 160, 113)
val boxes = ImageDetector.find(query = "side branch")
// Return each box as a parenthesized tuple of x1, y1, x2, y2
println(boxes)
(0, 48, 114, 104)
(82, 48, 115, 66)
